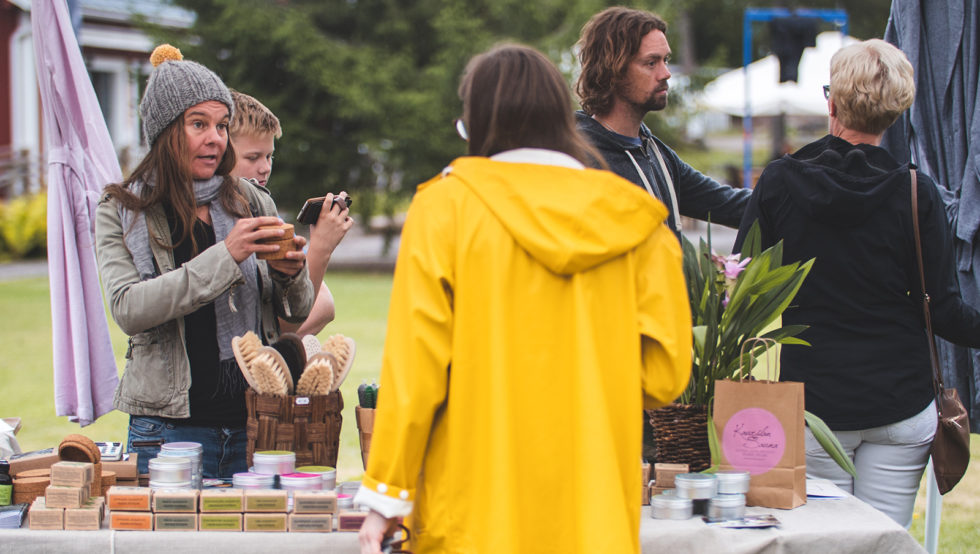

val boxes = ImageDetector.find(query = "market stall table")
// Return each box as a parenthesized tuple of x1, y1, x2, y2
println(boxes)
(2, 492, 923, 553)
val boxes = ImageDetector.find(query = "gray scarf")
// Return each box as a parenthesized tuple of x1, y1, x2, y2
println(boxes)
(119, 175, 260, 366)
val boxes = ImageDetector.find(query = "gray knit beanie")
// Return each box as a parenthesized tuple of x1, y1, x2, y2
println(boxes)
(139, 44, 234, 145)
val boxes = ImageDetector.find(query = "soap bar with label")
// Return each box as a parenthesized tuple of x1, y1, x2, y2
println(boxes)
(200, 488, 244, 512)
(155, 512, 199, 531)
(244, 512, 287, 532)
(109, 510, 153, 531)
(288, 513, 333, 533)
(199, 512, 243, 531)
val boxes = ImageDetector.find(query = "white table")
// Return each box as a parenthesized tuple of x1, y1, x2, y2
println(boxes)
(1, 494, 923, 553)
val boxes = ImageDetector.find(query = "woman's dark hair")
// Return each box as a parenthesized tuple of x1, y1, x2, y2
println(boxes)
(104, 113, 248, 253)
(458, 44, 602, 166)
(576, 7, 667, 116)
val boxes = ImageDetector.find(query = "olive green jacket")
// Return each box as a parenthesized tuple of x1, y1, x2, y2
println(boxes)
(95, 178, 313, 418)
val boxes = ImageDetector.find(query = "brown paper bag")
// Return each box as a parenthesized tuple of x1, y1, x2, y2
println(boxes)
(713, 339, 806, 509)
(713, 378, 806, 508)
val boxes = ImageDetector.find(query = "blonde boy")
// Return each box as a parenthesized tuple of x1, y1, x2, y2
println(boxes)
(230, 91, 353, 335)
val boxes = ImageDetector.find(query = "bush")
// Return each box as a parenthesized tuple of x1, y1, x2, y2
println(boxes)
(0, 190, 47, 259)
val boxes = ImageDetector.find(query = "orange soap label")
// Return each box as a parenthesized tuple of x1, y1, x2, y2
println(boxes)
(106, 486, 151, 511)
(110, 511, 153, 530)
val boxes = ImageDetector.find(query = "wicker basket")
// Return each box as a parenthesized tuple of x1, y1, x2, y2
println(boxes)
(245, 388, 343, 468)
(648, 403, 711, 472)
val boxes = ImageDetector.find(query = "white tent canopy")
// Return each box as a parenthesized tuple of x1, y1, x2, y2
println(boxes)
(698, 31, 858, 117)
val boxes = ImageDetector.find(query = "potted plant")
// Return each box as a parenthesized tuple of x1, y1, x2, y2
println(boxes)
(648, 222, 804, 471)
(647, 222, 855, 476)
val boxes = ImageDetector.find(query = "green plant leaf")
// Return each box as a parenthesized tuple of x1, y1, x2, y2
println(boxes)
(804, 410, 857, 478)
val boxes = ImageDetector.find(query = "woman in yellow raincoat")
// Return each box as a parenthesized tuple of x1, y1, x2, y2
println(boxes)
(356, 44, 691, 553)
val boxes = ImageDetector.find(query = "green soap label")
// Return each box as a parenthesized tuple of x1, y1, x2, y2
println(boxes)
(155, 497, 197, 512)
(247, 516, 286, 531)
(0, 484, 12, 506)
(155, 514, 197, 530)
(201, 497, 243, 511)
(245, 496, 286, 511)
(200, 515, 241, 530)
(295, 497, 336, 512)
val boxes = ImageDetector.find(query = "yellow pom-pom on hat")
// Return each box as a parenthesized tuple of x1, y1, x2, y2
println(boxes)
(149, 44, 183, 67)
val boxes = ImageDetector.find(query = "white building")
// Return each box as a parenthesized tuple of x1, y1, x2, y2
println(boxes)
(0, 0, 193, 196)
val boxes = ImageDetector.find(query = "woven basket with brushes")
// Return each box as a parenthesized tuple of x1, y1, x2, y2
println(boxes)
(236, 332, 356, 468)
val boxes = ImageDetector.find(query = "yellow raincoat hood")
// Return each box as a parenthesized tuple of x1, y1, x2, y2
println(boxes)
(433, 156, 668, 275)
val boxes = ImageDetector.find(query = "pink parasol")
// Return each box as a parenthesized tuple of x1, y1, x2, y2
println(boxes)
(32, 0, 121, 426)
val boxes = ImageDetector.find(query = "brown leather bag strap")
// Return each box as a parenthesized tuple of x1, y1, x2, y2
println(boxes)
(909, 169, 946, 402)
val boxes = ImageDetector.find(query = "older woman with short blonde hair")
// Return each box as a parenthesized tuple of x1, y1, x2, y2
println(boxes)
(734, 39, 980, 527)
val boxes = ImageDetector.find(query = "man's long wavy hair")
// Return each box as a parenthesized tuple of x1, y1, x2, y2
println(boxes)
(576, 7, 667, 116)
(104, 114, 248, 254)
(459, 44, 601, 166)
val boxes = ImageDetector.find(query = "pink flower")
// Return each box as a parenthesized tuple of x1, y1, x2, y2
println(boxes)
(711, 253, 751, 280)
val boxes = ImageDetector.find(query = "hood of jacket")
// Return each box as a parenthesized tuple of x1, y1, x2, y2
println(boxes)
(428, 154, 667, 275)
(779, 134, 910, 226)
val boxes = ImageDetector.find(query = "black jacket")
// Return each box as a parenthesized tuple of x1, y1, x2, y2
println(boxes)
(576, 111, 751, 232)
(734, 135, 980, 430)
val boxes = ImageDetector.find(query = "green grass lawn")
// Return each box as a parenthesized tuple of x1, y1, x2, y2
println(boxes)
(3, 271, 979, 550)
(0, 272, 392, 483)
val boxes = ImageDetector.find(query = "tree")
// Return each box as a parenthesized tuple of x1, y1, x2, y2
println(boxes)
(155, 0, 616, 212)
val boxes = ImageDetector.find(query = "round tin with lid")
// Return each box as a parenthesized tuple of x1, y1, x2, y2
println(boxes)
(715, 470, 751, 494)
(674, 473, 718, 499)
(149, 479, 193, 490)
(279, 472, 323, 495)
(295, 465, 337, 490)
(651, 492, 693, 520)
(707, 493, 746, 521)
(337, 493, 354, 511)
(233, 472, 276, 490)
(148, 456, 193, 483)
(160, 442, 204, 489)
(253, 450, 296, 475)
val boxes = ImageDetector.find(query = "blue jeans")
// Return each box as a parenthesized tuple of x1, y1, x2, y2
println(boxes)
(128, 416, 248, 479)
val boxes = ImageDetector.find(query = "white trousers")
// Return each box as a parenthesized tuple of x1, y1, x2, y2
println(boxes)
(805, 401, 937, 528)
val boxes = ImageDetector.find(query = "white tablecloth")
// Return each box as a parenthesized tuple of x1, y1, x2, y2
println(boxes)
(0, 494, 924, 553)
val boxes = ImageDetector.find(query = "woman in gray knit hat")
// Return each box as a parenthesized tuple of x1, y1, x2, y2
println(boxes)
(95, 45, 315, 478)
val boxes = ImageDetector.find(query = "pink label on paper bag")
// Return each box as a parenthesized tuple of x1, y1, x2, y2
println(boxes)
(722, 408, 785, 475)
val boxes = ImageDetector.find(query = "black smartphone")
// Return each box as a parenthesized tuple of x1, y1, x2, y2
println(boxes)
(297, 195, 352, 225)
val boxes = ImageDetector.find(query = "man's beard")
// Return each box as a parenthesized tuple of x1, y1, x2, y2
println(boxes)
(640, 89, 668, 112)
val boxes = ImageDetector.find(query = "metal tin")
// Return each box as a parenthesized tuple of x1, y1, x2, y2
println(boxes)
(707, 493, 746, 521)
(160, 442, 204, 489)
(295, 465, 337, 490)
(233, 472, 276, 490)
(651, 493, 693, 520)
(715, 470, 751, 494)
(253, 451, 296, 476)
(279, 473, 323, 496)
(674, 473, 718, 500)
(337, 493, 353, 511)
(148, 456, 193, 483)
(149, 480, 193, 490)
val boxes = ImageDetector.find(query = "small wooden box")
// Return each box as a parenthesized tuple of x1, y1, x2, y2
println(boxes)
(654, 463, 689, 489)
